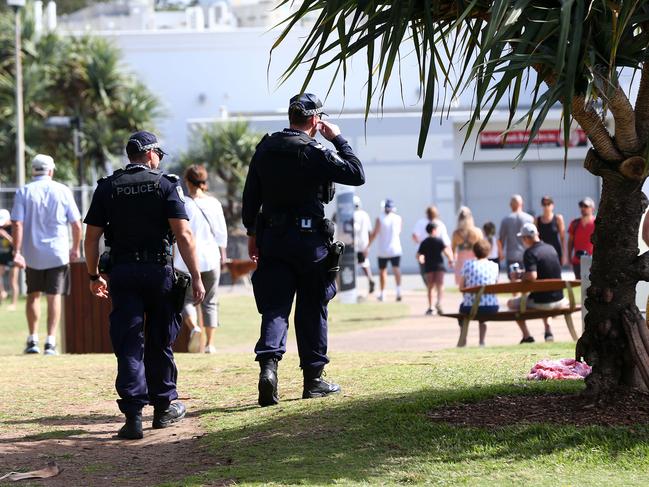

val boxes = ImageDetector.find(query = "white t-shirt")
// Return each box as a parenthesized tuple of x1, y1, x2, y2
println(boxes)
(174, 195, 228, 273)
(354, 209, 372, 252)
(376, 211, 402, 258)
(412, 217, 451, 246)
(487, 235, 499, 260)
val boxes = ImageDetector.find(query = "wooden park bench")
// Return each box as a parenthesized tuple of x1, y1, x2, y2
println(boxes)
(440, 279, 581, 347)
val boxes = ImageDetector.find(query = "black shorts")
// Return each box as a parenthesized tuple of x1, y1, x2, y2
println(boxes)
(0, 252, 13, 266)
(356, 252, 366, 264)
(378, 256, 401, 270)
(26, 265, 70, 295)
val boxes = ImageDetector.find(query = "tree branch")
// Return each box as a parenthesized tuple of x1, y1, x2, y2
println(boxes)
(572, 96, 624, 163)
(608, 86, 643, 155)
(635, 63, 649, 143)
(583, 148, 623, 179)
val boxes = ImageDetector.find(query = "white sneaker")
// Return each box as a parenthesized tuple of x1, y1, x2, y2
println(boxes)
(44, 343, 58, 355)
(188, 328, 202, 353)
(377, 295, 384, 302)
(204, 345, 216, 354)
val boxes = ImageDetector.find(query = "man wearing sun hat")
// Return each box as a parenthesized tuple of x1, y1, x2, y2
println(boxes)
(84, 130, 205, 439)
(11, 154, 82, 356)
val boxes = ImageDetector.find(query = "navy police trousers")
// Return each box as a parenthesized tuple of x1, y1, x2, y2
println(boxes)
(252, 248, 336, 371)
(108, 263, 181, 416)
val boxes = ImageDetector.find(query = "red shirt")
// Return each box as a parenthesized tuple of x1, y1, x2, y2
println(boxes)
(569, 218, 595, 265)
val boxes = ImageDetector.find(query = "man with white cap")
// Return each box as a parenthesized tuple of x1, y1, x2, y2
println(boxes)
(507, 222, 566, 344)
(11, 154, 82, 355)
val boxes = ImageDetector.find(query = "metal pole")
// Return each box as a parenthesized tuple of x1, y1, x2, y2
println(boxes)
(14, 6, 25, 188)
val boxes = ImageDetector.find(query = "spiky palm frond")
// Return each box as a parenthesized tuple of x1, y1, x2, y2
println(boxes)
(275, 1, 649, 160)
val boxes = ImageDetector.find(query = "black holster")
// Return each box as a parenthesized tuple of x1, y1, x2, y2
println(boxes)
(171, 270, 191, 313)
(323, 240, 345, 281)
(98, 251, 112, 274)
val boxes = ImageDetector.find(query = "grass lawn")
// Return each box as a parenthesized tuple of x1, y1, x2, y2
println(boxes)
(2, 344, 648, 486)
(1, 290, 641, 486)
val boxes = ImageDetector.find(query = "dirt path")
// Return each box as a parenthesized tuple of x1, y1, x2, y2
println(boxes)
(0, 400, 223, 487)
(220, 289, 582, 353)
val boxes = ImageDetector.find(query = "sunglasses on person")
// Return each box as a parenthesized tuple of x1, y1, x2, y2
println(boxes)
(153, 148, 164, 161)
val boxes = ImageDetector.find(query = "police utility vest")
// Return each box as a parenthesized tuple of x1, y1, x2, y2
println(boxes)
(106, 165, 173, 254)
(257, 131, 335, 217)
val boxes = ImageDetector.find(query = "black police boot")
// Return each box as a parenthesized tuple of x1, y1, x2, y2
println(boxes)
(258, 358, 279, 407)
(117, 413, 143, 440)
(302, 367, 341, 399)
(152, 401, 186, 429)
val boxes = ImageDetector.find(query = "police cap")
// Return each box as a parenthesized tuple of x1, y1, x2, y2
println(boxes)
(126, 130, 167, 158)
(288, 93, 328, 117)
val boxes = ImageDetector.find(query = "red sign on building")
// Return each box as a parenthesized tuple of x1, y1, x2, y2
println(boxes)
(479, 129, 588, 149)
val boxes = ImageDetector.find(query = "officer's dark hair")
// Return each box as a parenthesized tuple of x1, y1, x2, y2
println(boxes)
(426, 222, 437, 234)
(288, 105, 314, 127)
(184, 165, 208, 191)
(128, 151, 149, 164)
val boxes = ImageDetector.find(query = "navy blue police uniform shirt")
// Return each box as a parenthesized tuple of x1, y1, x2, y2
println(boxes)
(241, 130, 365, 234)
(84, 164, 188, 229)
(523, 241, 563, 303)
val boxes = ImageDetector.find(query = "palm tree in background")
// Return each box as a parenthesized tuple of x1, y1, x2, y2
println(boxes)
(180, 121, 262, 231)
(0, 7, 160, 185)
(276, 1, 649, 397)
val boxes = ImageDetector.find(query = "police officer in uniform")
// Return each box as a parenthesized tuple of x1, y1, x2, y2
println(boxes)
(84, 131, 205, 439)
(242, 93, 365, 407)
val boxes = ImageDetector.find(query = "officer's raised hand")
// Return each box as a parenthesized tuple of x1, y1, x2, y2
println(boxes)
(317, 120, 341, 141)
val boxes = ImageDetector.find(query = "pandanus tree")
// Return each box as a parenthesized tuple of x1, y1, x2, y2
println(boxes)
(275, 1, 649, 397)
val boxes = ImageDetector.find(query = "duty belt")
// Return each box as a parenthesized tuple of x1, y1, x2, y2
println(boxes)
(264, 214, 323, 233)
(111, 250, 172, 266)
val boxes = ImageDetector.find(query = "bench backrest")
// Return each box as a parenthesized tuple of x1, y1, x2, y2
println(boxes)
(460, 279, 581, 318)
(461, 279, 581, 295)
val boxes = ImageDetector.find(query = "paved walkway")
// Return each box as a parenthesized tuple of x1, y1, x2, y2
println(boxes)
(223, 273, 583, 352)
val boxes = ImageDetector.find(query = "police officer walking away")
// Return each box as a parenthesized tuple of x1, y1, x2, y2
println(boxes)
(242, 93, 365, 407)
(84, 131, 205, 439)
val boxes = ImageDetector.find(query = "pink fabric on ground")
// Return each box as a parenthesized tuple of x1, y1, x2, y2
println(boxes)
(527, 358, 592, 380)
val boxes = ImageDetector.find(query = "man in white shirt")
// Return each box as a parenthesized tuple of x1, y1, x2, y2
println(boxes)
(368, 198, 403, 301)
(11, 154, 82, 355)
(353, 196, 376, 294)
(412, 205, 450, 285)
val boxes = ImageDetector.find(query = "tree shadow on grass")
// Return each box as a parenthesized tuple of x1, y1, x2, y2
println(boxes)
(191, 382, 649, 485)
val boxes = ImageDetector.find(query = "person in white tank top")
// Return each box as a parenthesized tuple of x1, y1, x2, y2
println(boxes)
(368, 199, 403, 301)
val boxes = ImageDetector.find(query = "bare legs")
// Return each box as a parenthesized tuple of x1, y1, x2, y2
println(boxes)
(26, 292, 60, 336)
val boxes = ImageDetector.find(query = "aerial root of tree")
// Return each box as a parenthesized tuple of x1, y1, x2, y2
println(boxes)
(621, 307, 649, 389)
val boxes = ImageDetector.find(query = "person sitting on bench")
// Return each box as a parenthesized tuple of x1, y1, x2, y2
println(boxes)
(508, 222, 567, 344)
(458, 239, 499, 347)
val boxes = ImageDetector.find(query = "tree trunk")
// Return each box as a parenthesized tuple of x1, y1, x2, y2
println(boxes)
(578, 160, 649, 396)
